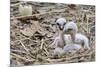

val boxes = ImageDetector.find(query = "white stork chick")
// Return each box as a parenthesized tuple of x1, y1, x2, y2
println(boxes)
(64, 21, 90, 50)
(19, 4, 32, 16)
(50, 18, 67, 48)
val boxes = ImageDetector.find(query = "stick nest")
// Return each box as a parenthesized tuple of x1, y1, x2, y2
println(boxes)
(10, 0, 95, 66)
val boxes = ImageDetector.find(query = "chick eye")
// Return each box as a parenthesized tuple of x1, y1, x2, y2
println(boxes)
(56, 23, 59, 25)
(64, 23, 66, 25)
(68, 29, 73, 31)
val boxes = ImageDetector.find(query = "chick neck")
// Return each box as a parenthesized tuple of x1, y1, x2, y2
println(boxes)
(58, 30, 65, 48)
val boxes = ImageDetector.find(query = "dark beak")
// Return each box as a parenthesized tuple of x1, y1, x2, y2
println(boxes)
(59, 26, 64, 30)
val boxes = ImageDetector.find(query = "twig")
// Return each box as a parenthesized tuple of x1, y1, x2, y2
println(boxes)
(11, 53, 35, 62)
(11, 49, 26, 54)
(86, 15, 89, 33)
(19, 40, 29, 52)
(80, 24, 87, 32)
(86, 15, 95, 33)
(40, 39, 44, 50)
(44, 46, 49, 56)
(10, 2, 25, 7)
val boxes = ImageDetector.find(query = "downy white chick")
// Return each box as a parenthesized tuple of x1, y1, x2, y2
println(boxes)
(49, 18, 65, 56)
(64, 21, 90, 50)
(50, 18, 68, 48)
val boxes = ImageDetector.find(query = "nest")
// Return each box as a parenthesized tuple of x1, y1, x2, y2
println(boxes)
(10, 0, 95, 67)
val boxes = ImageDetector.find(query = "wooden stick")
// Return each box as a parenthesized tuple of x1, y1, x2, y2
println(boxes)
(44, 46, 49, 56)
(40, 39, 44, 50)
(86, 15, 89, 33)
(10, 2, 25, 7)
(80, 24, 87, 32)
(19, 40, 29, 52)
(11, 53, 35, 62)
(11, 49, 26, 54)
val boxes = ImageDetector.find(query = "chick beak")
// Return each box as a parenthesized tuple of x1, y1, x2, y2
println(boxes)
(59, 26, 64, 30)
